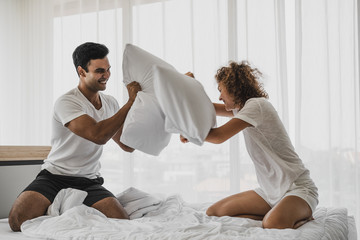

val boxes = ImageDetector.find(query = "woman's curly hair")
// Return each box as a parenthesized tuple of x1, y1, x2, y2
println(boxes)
(215, 61, 268, 109)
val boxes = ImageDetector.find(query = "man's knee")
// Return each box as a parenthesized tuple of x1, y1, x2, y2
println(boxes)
(8, 203, 33, 232)
(92, 197, 129, 219)
(8, 209, 22, 232)
(8, 191, 51, 232)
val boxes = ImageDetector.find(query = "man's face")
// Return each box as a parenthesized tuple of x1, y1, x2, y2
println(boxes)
(82, 57, 111, 92)
(218, 82, 237, 111)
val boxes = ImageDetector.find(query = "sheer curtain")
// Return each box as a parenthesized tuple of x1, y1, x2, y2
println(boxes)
(1, 0, 359, 233)
(0, 0, 53, 145)
(295, 0, 360, 227)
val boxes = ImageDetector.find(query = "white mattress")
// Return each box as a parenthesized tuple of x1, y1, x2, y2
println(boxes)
(0, 195, 357, 240)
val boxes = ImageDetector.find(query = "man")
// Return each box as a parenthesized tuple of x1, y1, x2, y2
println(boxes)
(8, 42, 141, 231)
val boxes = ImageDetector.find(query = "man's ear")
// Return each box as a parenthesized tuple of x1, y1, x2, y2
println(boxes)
(77, 66, 85, 77)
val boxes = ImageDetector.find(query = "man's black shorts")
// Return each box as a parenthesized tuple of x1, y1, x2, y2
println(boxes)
(23, 169, 115, 206)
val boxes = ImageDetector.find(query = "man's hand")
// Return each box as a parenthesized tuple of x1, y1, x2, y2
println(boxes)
(127, 81, 142, 102)
(185, 72, 195, 78)
(180, 135, 189, 143)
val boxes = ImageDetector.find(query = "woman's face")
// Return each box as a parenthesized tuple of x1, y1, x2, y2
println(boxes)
(218, 82, 238, 111)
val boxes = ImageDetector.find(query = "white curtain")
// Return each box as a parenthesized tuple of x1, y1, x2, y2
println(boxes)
(0, 0, 53, 145)
(0, 0, 359, 233)
(295, 0, 360, 226)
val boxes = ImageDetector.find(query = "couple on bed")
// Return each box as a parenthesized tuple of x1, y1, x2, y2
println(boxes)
(8, 42, 318, 232)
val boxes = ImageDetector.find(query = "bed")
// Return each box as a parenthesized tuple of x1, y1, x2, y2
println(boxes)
(0, 191, 357, 240)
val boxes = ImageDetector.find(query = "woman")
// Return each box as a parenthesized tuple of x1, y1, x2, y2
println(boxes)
(182, 61, 318, 229)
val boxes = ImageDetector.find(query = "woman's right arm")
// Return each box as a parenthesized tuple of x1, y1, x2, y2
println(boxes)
(205, 118, 251, 144)
(184, 72, 233, 118)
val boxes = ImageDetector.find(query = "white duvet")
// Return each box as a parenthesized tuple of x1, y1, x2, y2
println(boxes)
(20, 194, 352, 240)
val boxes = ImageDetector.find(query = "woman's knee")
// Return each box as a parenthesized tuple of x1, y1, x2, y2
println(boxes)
(206, 204, 229, 217)
(262, 214, 292, 229)
(206, 205, 217, 216)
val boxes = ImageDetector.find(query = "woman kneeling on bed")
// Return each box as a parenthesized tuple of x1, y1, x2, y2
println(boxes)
(181, 61, 318, 229)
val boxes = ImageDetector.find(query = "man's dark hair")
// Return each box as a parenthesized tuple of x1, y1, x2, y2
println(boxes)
(72, 42, 109, 76)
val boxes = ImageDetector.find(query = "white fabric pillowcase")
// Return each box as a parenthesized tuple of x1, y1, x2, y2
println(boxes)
(122, 44, 175, 95)
(121, 44, 173, 156)
(153, 65, 216, 145)
(120, 92, 171, 156)
(121, 44, 216, 154)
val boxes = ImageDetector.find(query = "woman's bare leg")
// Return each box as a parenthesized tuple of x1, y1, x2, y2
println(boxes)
(206, 190, 271, 220)
(262, 195, 312, 229)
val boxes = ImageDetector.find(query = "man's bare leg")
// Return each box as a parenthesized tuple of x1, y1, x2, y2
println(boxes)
(91, 197, 129, 219)
(8, 191, 51, 231)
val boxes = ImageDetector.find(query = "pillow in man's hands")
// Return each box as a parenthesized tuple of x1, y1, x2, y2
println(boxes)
(120, 44, 173, 155)
(120, 92, 171, 156)
(122, 44, 175, 94)
(153, 65, 216, 145)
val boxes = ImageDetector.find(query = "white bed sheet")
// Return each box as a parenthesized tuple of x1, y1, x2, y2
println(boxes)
(0, 218, 37, 240)
(0, 195, 357, 240)
(348, 215, 357, 240)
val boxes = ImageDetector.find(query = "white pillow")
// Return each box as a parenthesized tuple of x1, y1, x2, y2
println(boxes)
(116, 187, 150, 205)
(153, 65, 217, 145)
(121, 44, 173, 156)
(122, 44, 175, 95)
(120, 92, 171, 156)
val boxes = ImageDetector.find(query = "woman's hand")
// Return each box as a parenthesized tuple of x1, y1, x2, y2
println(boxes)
(185, 72, 195, 78)
(180, 135, 189, 143)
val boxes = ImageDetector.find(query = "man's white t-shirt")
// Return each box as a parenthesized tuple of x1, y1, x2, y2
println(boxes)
(234, 97, 309, 204)
(42, 88, 119, 179)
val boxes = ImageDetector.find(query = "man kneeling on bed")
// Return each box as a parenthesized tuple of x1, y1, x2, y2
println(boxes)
(8, 42, 141, 232)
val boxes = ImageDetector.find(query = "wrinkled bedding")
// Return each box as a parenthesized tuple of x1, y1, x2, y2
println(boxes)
(20, 194, 353, 240)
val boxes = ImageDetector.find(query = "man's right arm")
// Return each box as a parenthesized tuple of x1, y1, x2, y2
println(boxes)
(66, 82, 141, 146)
